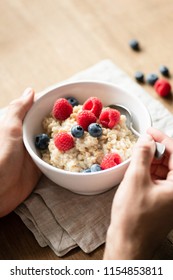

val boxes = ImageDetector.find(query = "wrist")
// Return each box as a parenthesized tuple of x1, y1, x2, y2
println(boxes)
(103, 226, 132, 259)
(103, 225, 149, 260)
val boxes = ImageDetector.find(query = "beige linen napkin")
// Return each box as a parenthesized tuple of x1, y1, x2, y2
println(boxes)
(15, 59, 173, 257)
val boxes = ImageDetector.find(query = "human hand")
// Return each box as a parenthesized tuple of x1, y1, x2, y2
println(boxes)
(0, 88, 41, 217)
(104, 127, 173, 259)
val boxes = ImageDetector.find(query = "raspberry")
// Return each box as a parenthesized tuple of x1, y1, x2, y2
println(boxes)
(52, 98, 73, 120)
(101, 153, 122, 170)
(77, 110, 97, 130)
(99, 108, 120, 129)
(54, 132, 74, 151)
(154, 79, 171, 97)
(82, 97, 103, 118)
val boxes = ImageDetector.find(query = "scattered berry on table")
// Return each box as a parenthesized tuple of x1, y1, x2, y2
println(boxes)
(134, 71, 144, 83)
(54, 132, 74, 151)
(52, 98, 73, 120)
(66, 97, 79, 107)
(82, 97, 103, 118)
(146, 73, 159, 85)
(101, 153, 122, 170)
(90, 164, 102, 172)
(88, 123, 102, 137)
(77, 110, 97, 130)
(159, 65, 170, 77)
(154, 79, 171, 97)
(35, 134, 50, 150)
(71, 125, 84, 138)
(99, 108, 120, 129)
(129, 39, 140, 51)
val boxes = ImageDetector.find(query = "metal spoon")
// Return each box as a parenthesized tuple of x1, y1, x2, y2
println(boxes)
(108, 104, 165, 159)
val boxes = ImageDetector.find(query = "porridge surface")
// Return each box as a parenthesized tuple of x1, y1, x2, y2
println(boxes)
(41, 104, 137, 172)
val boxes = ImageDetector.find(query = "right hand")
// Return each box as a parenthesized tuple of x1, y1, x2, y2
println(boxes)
(104, 127, 173, 259)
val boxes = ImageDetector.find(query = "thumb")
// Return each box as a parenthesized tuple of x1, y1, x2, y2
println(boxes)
(125, 134, 156, 181)
(7, 88, 34, 121)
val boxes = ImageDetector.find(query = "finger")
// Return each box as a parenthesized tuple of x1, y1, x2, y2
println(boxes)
(166, 171, 173, 182)
(7, 88, 34, 121)
(167, 154, 173, 181)
(125, 134, 155, 182)
(147, 127, 173, 174)
(151, 164, 168, 180)
(147, 127, 173, 154)
(147, 127, 166, 142)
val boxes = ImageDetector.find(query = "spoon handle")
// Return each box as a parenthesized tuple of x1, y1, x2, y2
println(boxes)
(130, 125, 165, 159)
(155, 142, 166, 159)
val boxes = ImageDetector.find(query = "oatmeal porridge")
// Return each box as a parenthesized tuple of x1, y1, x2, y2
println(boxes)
(35, 96, 137, 173)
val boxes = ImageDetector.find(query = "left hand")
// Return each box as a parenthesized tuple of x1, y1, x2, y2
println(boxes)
(0, 88, 41, 217)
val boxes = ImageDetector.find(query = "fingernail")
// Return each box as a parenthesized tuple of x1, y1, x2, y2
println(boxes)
(22, 87, 33, 97)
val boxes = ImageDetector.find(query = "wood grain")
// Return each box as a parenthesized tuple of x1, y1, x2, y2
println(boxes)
(0, 0, 173, 260)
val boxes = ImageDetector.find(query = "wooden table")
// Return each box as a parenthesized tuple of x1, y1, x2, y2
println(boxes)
(1, 0, 173, 260)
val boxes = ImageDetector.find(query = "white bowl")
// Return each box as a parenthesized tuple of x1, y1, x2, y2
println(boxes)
(23, 81, 151, 195)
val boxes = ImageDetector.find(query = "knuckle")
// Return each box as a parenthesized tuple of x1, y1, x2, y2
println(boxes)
(5, 121, 22, 138)
(138, 142, 151, 154)
(9, 99, 23, 109)
(10, 125, 22, 137)
(136, 144, 153, 163)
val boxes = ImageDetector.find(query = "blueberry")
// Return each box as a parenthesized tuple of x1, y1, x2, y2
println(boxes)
(159, 65, 170, 77)
(134, 71, 144, 83)
(35, 134, 50, 150)
(66, 97, 79, 107)
(81, 168, 91, 173)
(88, 123, 102, 137)
(90, 164, 102, 172)
(71, 125, 84, 138)
(146, 73, 158, 85)
(129, 39, 140, 51)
